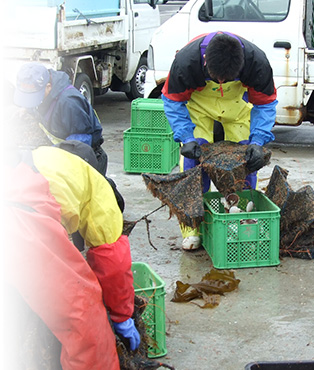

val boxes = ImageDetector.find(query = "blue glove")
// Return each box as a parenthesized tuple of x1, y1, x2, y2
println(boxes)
(113, 318, 140, 351)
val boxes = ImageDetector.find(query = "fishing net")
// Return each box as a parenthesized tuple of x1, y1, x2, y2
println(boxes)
(142, 141, 271, 228)
(117, 295, 174, 370)
(265, 165, 314, 259)
(6, 108, 51, 149)
(143, 166, 204, 229)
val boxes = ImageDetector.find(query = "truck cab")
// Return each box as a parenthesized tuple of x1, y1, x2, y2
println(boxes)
(145, 0, 314, 126)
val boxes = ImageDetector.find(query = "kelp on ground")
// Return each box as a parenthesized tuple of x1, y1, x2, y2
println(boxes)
(171, 269, 240, 309)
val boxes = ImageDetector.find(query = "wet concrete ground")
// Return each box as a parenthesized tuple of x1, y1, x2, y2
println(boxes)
(95, 93, 314, 370)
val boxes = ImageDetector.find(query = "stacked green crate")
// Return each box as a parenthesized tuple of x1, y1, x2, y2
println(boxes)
(123, 98, 180, 174)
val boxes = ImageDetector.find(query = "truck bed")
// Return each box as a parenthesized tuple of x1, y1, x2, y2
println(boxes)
(5, 2, 127, 55)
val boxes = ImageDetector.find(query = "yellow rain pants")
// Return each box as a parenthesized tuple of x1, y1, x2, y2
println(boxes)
(180, 80, 253, 238)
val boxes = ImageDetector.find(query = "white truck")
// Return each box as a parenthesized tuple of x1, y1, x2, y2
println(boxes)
(145, 0, 314, 127)
(4, 0, 160, 103)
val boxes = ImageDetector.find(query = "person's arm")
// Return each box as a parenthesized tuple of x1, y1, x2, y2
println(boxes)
(86, 235, 134, 322)
(245, 68, 278, 171)
(161, 94, 195, 143)
(86, 235, 140, 351)
(66, 133, 92, 146)
(245, 99, 278, 172)
(249, 100, 278, 145)
(162, 94, 201, 159)
(56, 96, 98, 142)
(161, 37, 206, 144)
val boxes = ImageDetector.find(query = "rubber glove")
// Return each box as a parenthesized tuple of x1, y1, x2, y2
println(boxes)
(181, 140, 201, 159)
(113, 318, 140, 351)
(245, 143, 264, 172)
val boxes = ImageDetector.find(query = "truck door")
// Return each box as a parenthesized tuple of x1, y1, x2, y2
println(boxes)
(123, 0, 161, 99)
(304, 0, 314, 121)
(129, 0, 161, 54)
(189, 0, 304, 125)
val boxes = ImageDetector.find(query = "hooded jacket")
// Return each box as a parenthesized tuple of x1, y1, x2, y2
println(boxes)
(5, 147, 134, 369)
(162, 32, 278, 145)
(38, 70, 103, 147)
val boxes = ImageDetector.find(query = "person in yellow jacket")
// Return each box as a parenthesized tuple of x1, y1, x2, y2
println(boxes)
(5, 143, 140, 369)
(162, 32, 277, 250)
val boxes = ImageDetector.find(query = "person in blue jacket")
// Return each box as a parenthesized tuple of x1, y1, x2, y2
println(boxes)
(14, 62, 108, 176)
(162, 31, 278, 250)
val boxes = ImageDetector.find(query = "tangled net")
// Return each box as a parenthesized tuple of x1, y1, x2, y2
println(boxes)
(265, 165, 314, 259)
(142, 141, 271, 228)
(117, 295, 174, 369)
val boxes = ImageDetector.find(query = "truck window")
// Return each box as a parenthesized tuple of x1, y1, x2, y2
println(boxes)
(200, 0, 290, 22)
(305, 0, 314, 48)
(134, 0, 154, 3)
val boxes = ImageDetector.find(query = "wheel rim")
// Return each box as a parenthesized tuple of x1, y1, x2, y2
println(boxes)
(135, 65, 148, 95)
(78, 82, 92, 103)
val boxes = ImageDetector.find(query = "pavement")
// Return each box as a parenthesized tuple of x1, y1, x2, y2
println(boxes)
(95, 93, 314, 370)
(270, 122, 314, 148)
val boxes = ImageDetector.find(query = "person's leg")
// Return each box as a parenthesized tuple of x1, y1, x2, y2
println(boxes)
(178, 95, 216, 250)
(180, 137, 211, 250)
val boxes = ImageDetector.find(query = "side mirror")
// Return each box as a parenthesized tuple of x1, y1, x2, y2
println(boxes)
(204, 0, 213, 18)
(149, 0, 159, 9)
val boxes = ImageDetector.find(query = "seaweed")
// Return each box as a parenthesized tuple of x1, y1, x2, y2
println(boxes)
(171, 269, 240, 308)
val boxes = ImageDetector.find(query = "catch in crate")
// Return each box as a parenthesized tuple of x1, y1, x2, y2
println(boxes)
(200, 190, 281, 269)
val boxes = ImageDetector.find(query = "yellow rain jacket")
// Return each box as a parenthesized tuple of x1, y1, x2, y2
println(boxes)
(32, 146, 122, 246)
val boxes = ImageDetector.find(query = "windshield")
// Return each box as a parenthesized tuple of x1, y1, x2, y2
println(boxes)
(211, 0, 290, 22)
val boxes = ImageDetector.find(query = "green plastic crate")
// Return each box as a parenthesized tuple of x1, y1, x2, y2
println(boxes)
(131, 98, 172, 133)
(123, 128, 179, 174)
(200, 190, 280, 269)
(132, 262, 167, 358)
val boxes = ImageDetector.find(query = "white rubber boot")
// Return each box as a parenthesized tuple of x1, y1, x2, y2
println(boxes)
(182, 236, 201, 251)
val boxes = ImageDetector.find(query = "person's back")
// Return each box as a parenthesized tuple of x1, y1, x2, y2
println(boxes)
(4, 145, 140, 369)
(37, 70, 103, 147)
(14, 62, 108, 176)
(5, 149, 122, 369)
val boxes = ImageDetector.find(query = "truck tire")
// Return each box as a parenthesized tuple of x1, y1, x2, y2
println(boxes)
(126, 56, 148, 101)
(74, 73, 94, 105)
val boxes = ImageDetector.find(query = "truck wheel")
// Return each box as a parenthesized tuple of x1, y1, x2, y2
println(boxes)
(126, 56, 148, 101)
(74, 73, 94, 105)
